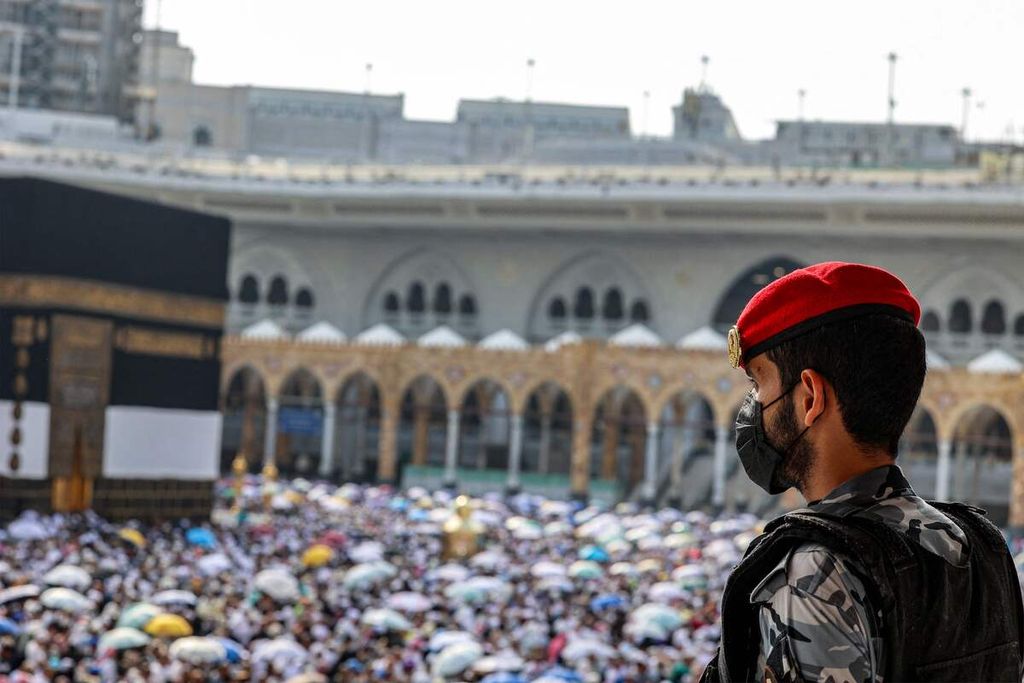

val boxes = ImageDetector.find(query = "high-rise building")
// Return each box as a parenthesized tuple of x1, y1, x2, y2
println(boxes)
(0, 0, 143, 123)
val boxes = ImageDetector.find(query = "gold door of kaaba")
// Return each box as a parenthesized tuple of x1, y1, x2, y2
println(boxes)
(49, 314, 112, 513)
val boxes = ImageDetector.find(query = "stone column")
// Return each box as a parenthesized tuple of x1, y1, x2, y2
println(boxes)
(376, 406, 398, 484)
(935, 438, 952, 501)
(570, 414, 593, 500)
(712, 424, 731, 507)
(642, 421, 660, 503)
(318, 404, 336, 478)
(600, 416, 619, 480)
(444, 409, 460, 487)
(538, 413, 553, 474)
(507, 413, 524, 492)
(412, 404, 430, 466)
(263, 397, 279, 466)
(1010, 441, 1024, 528)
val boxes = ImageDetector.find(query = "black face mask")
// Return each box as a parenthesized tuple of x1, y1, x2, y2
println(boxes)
(734, 382, 811, 494)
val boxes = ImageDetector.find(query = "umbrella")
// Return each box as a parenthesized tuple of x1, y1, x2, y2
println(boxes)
(568, 560, 603, 580)
(480, 674, 526, 683)
(185, 528, 217, 549)
(0, 617, 21, 636)
(315, 530, 347, 548)
(40, 587, 92, 613)
(196, 553, 232, 577)
(536, 576, 574, 593)
(636, 558, 663, 574)
(98, 627, 150, 652)
(649, 581, 686, 603)
(562, 637, 616, 662)
(543, 521, 572, 537)
(631, 603, 683, 631)
(0, 584, 40, 604)
(433, 641, 484, 678)
(579, 545, 609, 563)
(117, 602, 162, 629)
(664, 532, 696, 549)
(531, 560, 566, 578)
(535, 666, 584, 683)
(302, 544, 334, 568)
(514, 523, 544, 540)
(43, 564, 91, 591)
(590, 594, 626, 611)
(433, 563, 471, 582)
(342, 561, 395, 589)
(152, 590, 198, 606)
(473, 653, 525, 674)
(348, 541, 384, 563)
(251, 638, 308, 666)
(118, 528, 146, 548)
(7, 517, 47, 541)
(254, 569, 300, 602)
(608, 562, 636, 577)
(470, 550, 507, 570)
(360, 608, 412, 632)
(219, 638, 247, 664)
(626, 619, 670, 644)
(144, 613, 193, 638)
(286, 675, 327, 683)
(671, 564, 708, 590)
(427, 630, 477, 652)
(445, 577, 511, 604)
(169, 636, 228, 664)
(386, 591, 432, 613)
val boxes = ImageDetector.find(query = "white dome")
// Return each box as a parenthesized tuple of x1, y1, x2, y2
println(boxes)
(297, 321, 346, 344)
(544, 330, 582, 352)
(677, 326, 727, 351)
(354, 323, 405, 346)
(967, 349, 1023, 374)
(925, 349, 950, 369)
(479, 329, 529, 351)
(609, 323, 662, 348)
(240, 319, 289, 341)
(418, 325, 467, 348)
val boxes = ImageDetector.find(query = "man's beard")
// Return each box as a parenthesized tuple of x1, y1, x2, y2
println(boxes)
(766, 392, 815, 492)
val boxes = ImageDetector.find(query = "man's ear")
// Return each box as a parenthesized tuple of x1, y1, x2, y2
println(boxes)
(799, 368, 828, 427)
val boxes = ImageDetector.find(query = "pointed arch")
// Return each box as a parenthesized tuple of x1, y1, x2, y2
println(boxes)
(712, 256, 806, 332)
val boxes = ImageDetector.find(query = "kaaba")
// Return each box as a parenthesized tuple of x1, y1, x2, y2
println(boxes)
(0, 177, 230, 520)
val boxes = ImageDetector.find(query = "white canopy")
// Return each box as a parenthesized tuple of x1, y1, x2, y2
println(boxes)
(354, 323, 405, 346)
(544, 330, 582, 352)
(609, 323, 662, 348)
(240, 319, 288, 341)
(677, 326, 727, 351)
(297, 321, 346, 344)
(419, 325, 467, 348)
(967, 349, 1023, 374)
(479, 329, 529, 351)
(925, 349, 950, 369)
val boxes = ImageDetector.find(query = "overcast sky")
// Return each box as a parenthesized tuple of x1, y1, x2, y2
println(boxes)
(144, 1, 1024, 142)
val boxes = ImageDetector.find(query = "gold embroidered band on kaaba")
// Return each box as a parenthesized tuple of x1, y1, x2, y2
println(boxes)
(0, 274, 224, 328)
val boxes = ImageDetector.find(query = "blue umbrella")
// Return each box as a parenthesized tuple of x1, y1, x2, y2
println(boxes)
(186, 528, 216, 549)
(590, 594, 626, 611)
(481, 674, 526, 683)
(0, 617, 21, 636)
(408, 509, 429, 522)
(218, 638, 246, 664)
(579, 545, 609, 563)
(538, 666, 584, 683)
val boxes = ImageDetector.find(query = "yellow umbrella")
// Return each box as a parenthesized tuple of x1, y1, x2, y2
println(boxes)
(302, 544, 334, 568)
(144, 613, 193, 638)
(118, 528, 146, 548)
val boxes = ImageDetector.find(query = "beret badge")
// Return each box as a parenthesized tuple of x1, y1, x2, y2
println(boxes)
(727, 325, 742, 369)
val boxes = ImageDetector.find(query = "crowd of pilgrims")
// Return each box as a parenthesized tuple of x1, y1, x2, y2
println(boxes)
(8, 475, 1007, 683)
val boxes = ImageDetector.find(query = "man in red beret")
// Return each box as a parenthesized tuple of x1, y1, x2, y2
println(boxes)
(700, 262, 1024, 683)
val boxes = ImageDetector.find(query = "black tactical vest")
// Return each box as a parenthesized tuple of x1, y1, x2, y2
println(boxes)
(699, 502, 1024, 683)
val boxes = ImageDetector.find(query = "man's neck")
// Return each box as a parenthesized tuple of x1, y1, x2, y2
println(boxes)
(800, 447, 895, 503)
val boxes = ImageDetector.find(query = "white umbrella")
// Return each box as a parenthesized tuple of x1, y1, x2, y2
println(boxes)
(473, 652, 526, 673)
(152, 590, 197, 606)
(470, 551, 507, 570)
(342, 561, 396, 590)
(608, 562, 637, 577)
(562, 637, 617, 662)
(543, 521, 572, 537)
(251, 638, 308, 666)
(169, 636, 228, 664)
(536, 576, 574, 593)
(97, 627, 151, 652)
(631, 603, 683, 631)
(253, 569, 300, 602)
(433, 641, 484, 678)
(0, 585, 40, 604)
(531, 561, 566, 578)
(197, 553, 232, 577)
(626, 619, 670, 643)
(40, 587, 93, 613)
(427, 630, 477, 652)
(349, 541, 384, 563)
(7, 517, 47, 541)
(360, 608, 412, 631)
(386, 591, 432, 613)
(568, 560, 603, 580)
(513, 524, 543, 540)
(649, 581, 686, 603)
(44, 564, 91, 591)
(433, 563, 471, 582)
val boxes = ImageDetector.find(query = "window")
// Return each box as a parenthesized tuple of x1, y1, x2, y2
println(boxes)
(267, 276, 288, 306)
(238, 275, 259, 304)
(920, 310, 940, 333)
(459, 294, 477, 317)
(630, 299, 650, 323)
(949, 299, 972, 334)
(407, 282, 425, 314)
(548, 297, 567, 320)
(193, 125, 212, 147)
(295, 288, 314, 309)
(574, 288, 595, 319)
(981, 300, 1006, 335)
(602, 288, 624, 320)
(383, 292, 400, 313)
(1015, 314, 1024, 336)
(434, 283, 452, 314)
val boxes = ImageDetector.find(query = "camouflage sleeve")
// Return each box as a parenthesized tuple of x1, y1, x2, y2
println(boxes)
(750, 542, 882, 683)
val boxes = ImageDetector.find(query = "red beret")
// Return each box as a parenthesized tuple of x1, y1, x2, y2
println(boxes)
(727, 261, 921, 368)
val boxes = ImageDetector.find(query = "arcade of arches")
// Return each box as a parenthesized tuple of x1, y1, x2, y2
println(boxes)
(221, 337, 1024, 526)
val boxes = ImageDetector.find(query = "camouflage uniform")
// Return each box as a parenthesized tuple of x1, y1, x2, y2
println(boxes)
(752, 464, 969, 683)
